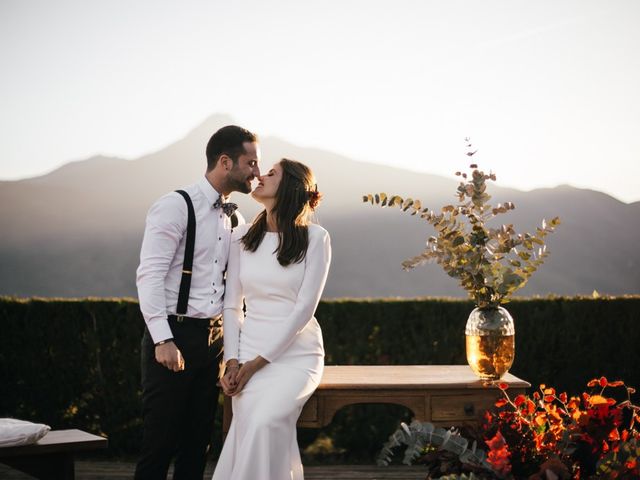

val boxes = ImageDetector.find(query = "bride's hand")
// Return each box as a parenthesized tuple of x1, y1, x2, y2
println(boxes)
(220, 360, 240, 395)
(231, 356, 268, 395)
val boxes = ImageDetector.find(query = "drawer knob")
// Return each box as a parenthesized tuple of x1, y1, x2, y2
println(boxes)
(464, 403, 475, 416)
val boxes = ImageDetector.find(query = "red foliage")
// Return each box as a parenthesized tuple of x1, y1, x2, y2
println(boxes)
(481, 379, 640, 479)
(485, 430, 512, 476)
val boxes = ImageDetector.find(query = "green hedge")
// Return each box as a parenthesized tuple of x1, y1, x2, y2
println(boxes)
(1, 296, 639, 461)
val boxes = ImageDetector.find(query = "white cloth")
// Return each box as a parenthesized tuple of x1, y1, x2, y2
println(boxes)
(0, 418, 50, 447)
(136, 177, 243, 343)
(214, 223, 331, 480)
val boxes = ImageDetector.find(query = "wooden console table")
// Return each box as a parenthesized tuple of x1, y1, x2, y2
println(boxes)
(0, 429, 108, 480)
(223, 365, 529, 434)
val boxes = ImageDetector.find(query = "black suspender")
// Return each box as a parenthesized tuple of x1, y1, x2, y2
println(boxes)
(175, 190, 196, 317)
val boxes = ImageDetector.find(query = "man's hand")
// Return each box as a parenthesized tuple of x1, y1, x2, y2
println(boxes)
(229, 356, 268, 396)
(155, 341, 184, 372)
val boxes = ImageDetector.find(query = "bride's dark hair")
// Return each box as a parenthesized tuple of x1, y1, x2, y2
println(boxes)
(241, 158, 323, 266)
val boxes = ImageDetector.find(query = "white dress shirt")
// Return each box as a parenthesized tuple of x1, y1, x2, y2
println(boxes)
(136, 177, 243, 343)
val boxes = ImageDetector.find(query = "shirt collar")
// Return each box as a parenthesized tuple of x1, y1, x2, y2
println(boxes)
(197, 177, 221, 207)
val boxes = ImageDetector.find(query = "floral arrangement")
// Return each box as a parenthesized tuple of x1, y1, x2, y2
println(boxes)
(363, 153, 560, 308)
(379, 378, 640, 479)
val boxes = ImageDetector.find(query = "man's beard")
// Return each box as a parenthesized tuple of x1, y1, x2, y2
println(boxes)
(227, 172, 252, 194)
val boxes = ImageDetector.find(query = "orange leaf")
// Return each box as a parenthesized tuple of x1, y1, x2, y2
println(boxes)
(559, 392, 568, 403)
(544, 395, 555, 403)
(543, 387, 556, 396)
(590, 395, 609, 405)
(495, 398, 508, 408)
(608, 380, 624, 387)
(514, 395, 526, 407)
(498, 382, 509, 390)
(587, 378, 598, 388)
(599, 376, 608, 388)
(608, 428, 620, 441)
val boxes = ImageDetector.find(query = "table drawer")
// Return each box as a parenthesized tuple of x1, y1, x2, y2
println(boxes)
(431, 394, 495, 422)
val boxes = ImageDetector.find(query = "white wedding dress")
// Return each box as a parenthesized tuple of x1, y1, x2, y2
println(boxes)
(212, 223, 331, 480)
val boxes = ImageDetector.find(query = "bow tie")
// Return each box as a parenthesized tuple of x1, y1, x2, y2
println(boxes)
(213, 196, 238, 217)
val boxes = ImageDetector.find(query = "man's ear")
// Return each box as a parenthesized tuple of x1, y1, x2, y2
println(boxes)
(220, 154, 232, 170)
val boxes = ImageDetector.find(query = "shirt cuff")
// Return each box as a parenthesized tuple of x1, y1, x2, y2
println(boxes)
(146, 317, 173, 344)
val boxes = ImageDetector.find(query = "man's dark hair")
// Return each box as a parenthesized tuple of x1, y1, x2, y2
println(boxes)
(206, 125, 258, 171)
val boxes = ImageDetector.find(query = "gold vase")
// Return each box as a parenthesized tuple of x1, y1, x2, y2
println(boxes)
(465, 306, 515, 381)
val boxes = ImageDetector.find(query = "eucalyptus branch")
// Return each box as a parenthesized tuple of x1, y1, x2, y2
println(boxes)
(363, 163, 560, 308)
(377, 420, 494, 473)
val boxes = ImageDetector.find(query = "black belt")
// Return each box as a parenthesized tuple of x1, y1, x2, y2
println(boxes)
(168, 314, 222, 328)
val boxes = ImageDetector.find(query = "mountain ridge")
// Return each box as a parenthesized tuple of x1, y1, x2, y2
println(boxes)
(1, 114, 638, 298)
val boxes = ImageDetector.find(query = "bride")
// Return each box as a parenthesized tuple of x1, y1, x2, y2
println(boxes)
(212, 158, 331, 480)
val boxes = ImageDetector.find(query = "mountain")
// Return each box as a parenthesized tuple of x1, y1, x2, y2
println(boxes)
(1, 114, 638, 298)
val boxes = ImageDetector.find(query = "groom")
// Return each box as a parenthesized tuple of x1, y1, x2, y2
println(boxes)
(135, 125, 260, 479)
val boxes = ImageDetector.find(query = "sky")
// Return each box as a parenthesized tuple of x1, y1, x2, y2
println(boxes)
(1, 0, 639, 202)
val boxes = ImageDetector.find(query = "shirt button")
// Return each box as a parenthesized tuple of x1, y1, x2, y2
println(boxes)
(218, 237, 222, 240)
(214, 289, 217, 294)
(214, 259, 218, 264)
(210, 300, 214, 304)
(212, 282, 215, 286)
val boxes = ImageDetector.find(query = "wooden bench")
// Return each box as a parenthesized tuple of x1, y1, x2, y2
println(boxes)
(223, 365, 529, 434)
(0, 429, 108, 480)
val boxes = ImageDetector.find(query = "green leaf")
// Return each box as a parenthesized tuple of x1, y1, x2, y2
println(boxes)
(452, 236, 465, 247)
(402, 198, 414, 211)
(390, 195, 403, 207)
(518, 251, 531, 261)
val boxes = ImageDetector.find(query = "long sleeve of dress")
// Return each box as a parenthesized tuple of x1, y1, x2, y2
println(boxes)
(260, 227, 332, 363)
(222, 225, 248, 362)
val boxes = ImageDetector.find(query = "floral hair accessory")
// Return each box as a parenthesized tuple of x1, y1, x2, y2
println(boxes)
(307, 184, 323, 210)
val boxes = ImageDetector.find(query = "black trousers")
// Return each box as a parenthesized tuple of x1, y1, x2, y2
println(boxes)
(135, 317, 222, 480)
